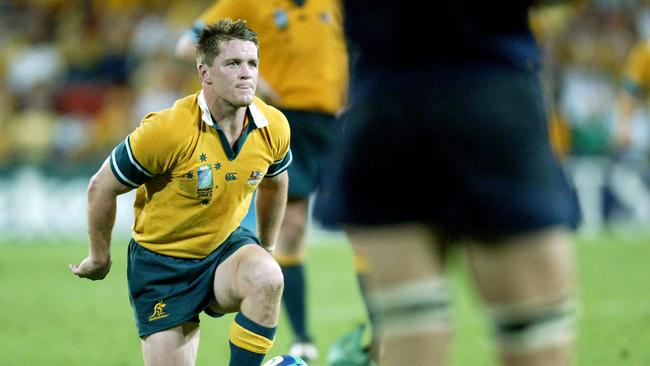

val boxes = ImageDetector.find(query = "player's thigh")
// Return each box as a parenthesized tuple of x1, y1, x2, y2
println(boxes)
(347, 224, 452, 337)
(346, 224, 445, 288)
(466, 227, 575, 305)
(212, 244, 282, 312)
(141, 322, 200, 366)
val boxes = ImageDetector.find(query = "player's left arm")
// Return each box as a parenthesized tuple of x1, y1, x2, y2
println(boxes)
(255, 170, 288, 253)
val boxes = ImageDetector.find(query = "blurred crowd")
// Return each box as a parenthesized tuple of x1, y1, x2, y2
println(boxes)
(0, 0, 211, 176)
(532, 1, 650, 230)
(533, 0, 641, 158)
(2, 0, 650, 228)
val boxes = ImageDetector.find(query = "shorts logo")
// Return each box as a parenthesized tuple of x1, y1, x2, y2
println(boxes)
(225, 172, 238, 181)
(148, 300, 169, 322)
(247, 170, 263, 186)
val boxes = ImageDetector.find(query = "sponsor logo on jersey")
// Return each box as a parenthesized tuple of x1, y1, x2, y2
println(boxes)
(225, 172, 238, 181)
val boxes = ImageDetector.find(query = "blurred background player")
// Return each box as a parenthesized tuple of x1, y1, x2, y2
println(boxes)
(71, 19, 292, 366)
(176, 1, 348, 361)
(315, 1, 580, 365)
(616, 35, 650, 150)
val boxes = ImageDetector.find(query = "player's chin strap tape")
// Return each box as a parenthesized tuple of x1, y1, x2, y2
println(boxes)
(369, 278, 451, 337)
(488, 297, 576, 353)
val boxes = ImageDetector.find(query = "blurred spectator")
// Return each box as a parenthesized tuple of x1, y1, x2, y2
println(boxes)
(6, 6, 65, 98)
(129, 53, 185, 123)
(0, 86, 18, 167)
(94, 84, 135, 153)
(9, 83, 57, 166)
(530, 3, 575, 158)
(0, 1, 203, 175)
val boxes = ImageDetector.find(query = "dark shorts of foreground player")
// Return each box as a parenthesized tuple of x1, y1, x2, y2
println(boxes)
(127, 226, 261, 337)
(315, 63, 580, 241)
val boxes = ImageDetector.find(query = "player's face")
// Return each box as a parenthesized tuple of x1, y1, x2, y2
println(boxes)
(205, 39, 258, 107)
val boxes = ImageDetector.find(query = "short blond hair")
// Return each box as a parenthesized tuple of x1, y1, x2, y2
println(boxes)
(197, 18, 259, 66)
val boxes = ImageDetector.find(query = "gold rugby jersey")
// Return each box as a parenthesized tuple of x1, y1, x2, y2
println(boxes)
(110, 91, 292, 258)
(622, 40, 650, 100)
(191, 0, 348, 115)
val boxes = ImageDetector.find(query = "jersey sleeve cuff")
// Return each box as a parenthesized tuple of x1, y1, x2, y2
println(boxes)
(266, 148, 292, 177)
(109, 136, 153, 188)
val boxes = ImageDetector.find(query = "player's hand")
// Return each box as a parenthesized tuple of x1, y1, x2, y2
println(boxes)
(256, 78, 281, 105)
(69, 256, 112, 281)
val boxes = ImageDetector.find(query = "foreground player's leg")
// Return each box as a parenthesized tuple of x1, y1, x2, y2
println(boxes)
(467, 227, 576, 366)
(328, 249, 380, 366)
(351, 247, 381, 361)
(347, 224, 452, 366)
(141, 322, 200, 366)
(213, 244, 284, 366)
(275, 198, 318, 361)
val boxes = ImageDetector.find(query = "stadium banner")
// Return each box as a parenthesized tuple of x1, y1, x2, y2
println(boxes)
(0, 168, 135, 241)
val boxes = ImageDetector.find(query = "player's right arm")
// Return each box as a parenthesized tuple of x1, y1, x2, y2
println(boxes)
(70, 158, 133, 280)
(175, 0, 246, 61)
(175, 31, 199, 61)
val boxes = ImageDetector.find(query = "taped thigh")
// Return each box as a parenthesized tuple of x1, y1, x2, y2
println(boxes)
(370, 278, 451, 336)
(488, 297, 576, 353)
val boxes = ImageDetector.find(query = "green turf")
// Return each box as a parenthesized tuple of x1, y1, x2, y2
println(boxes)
(1, 231, 649, 365)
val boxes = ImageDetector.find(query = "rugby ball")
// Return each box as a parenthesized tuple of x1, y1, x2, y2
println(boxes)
(262, 354, 308, 366)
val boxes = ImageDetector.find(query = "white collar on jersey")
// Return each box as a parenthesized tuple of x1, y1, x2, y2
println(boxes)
(197, 90, 269, 128)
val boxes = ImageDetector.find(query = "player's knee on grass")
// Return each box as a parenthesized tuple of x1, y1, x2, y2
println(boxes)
(488, 296, 575, 354)
(370, 278, 451, 337)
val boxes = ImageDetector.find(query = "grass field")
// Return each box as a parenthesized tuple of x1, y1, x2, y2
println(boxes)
(2, 231, 649, 365)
